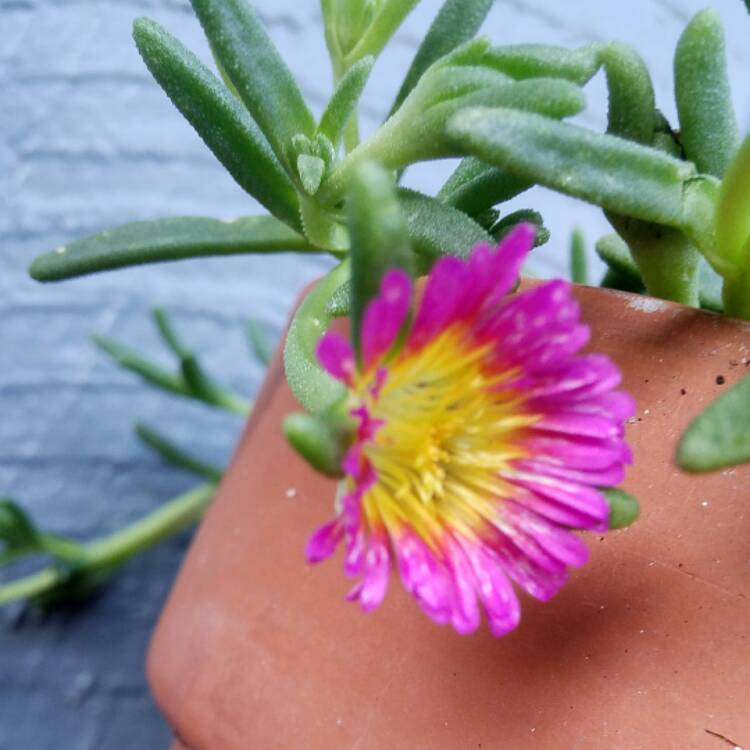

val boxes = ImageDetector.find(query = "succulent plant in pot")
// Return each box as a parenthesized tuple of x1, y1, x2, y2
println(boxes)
(4, 0, 750, 747)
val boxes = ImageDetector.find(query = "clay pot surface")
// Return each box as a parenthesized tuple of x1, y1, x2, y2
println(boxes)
(150, 284, 750, 750)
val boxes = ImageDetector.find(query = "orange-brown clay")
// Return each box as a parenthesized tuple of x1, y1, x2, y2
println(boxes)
(149, 284, 750, 750)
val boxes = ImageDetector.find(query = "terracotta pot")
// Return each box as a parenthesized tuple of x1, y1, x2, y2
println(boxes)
(149, 283, 750, 750)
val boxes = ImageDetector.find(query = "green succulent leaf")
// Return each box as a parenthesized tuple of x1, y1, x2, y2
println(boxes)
(322, 0, 376, 64)
(189, 0, 315, 167)
(437, 157, 530, 215)
(601, 488, 640, 529)
(389, 0, 495, 116)
(609, 219, 701, 305)
(319, 56, 374, 149)
(595, 234, 720, 310)
(597, 41, 704, 306)
(677, 372, 750, 472)
(447, 107, 703, 232)
(698, 260, 724, 313)
(321, 63, 585, 204)
(599, 41, 655, 145)
(93, 335, 186, 396)
(284, 261, 350, 413)
(595, 233, 641, 283)
(94, 320, 249, 414)
(152, 307, 188, 359)
(132, 18, 300, 229)
(600, 268, 645, 294)
(490, 209, 549, 246)
(0, 499, 40, 553)
(674, 9, 738, 178)
(346, 0, 420, 65)
(715, 135, 750, 276)
(348, 163, 414, 361)
(284, 402, 355, 477)
(325, 282, 352, 318)
(485, 43, 603, 85)
(398, 189, 493, 269)
(297, 154, 327, 195)
(569, 227, 588, 284)
(29, 216, 317, 282)
(136, 423, 224, 482)
(314, 190, 495, 313)
(298, 195, 348, 251)
(151, 309, 251, 413)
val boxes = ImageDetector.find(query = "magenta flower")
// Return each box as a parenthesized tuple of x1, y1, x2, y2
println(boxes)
(308, 225, 635, 636)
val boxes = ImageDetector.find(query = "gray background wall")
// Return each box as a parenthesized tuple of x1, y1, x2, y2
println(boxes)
(1, 1, 749, 747)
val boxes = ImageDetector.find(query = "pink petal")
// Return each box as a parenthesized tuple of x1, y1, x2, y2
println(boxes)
(522, 434, 632, 470)
(360, 269, 412, 370)
(515, 457, 625, 487)
(482, 223, 537, 306)
(503, 502, 590, 568)
(395, 531, 454, 625)
(533, 411, 624, 440)
(496, 543, 568, 601)
(465, 545, 521, 637)
(305, 520, 343, 564)
(350, 536, 391, 612)
(409, 225, 535, 351)
(408, 257, 466, 350)
(505, 473, 610, 530)
(445, 538, 482, 635)
(523, 355, 622, 403)
(316, 331, 356, 384)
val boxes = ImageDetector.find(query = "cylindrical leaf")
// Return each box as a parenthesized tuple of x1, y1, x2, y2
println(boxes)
(0, 499, 40, 551)
(389, 0, 494, 116)
(284, 405, 354, 478)
(136, 423, 224, 482)
(608, 218, 700, 305)
(398, 188, 493, 268)
(601, 488, 640, 529)
(678, 372, 750, 472)
(29, 216, 317, 282)
(715, 135, 750, 274)
(490, 209, 549, 246)
(595, 232, 641, 283)
(321, 77, 584, 204)
(190, 0, 315, 167)
(437, 157, 530, 215)
(447, 107, 697, 229)
(675, 9, 738, 178)
(485, 43, 603, 85)
(348, 163, 414, 360)
(318, 56, 374, 149)
(346, 0, 420, 64)
(569, 227, 588, 284)
(599, 41, 655, 144)
(284, 261, 350, 413)
(133, 18, 300, 229)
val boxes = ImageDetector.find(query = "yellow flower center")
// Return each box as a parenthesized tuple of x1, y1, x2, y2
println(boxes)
(351, 325, 540, 548)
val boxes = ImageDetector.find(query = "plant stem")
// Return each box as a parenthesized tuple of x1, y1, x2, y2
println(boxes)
(608, 217, 701, 306)
(85, 483, 214, 567)
(136, 422, 224, 481)
(570, 227, 588, 284)
(39, 534, 87, 563)
(0, 568, 60, 607)
(0, 483, 215, 607)
(722, 272, 750, 320)
(342, 112, 360, 154)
